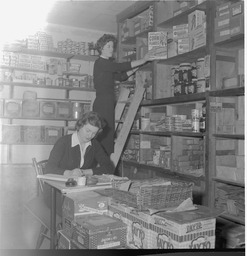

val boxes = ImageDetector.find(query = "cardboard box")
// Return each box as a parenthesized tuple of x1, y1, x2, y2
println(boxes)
(148, 31, 167, 59)
(216, 155, 236, 167)
(215, 15, 230, 30)
(62, 191, 109, 238)
(173, 24, 189, 39)
(1, 124, 21, 144)
(216, 166, 244, 183)
(189, 23, 206, 51)
(22, 125, 44, 143)
(230, 13, 244, 37)
(149, 205, 219, 249)
(4, 99, 22, 117)
(177, 38, 189, 54)
(71, 214, 127, 249)
(56, 101, 71, 119)
(230, 1, 243, 17)
(22, 100, 40, 118)
(57, 230, 71, 249)
(167, 39, 178, 58)
(214, 27, 231, 44)
(40, 101, 57, 118)
(216, 2, 231, 17)
(133, 18, 142, 35)
(188, 10, 205, 33)
(44, 126, 63, 144)
(108, 202, 151, 249)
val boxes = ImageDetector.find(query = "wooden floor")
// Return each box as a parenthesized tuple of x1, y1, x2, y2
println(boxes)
(0, 165, 49, 249)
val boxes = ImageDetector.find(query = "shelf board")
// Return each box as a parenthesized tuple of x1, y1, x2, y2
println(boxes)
(219, 213, 245, 225)
(3, 47, 98, 61)
(212, 177, 245, 188)
(130, 130, 204, 138)
(0, 65, 47, 74)
(141, 92, 206, 106)
(157, 46, 207, 65)
(0, 116, 80, 121)
(209, 87, 244, 97)
(121, 159, 204, 184)
(0, 142, 55, 145)
(157, 1, 207, 28)
(63, 72, 88, 77)
(215, 34, 244, 49)
(0, 81, 95, 92)
(213, 134, 244, 140)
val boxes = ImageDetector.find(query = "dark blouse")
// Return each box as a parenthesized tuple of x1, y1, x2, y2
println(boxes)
(44, 134, 114, 175)
(93, 57, 132, 99)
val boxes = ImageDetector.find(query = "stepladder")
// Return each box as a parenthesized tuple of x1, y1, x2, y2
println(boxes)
(111, 83, 146, 167)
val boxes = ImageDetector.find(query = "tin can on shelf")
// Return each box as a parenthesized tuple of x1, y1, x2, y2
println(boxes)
(72, 102, 84, 119)
(174, 81, 185, 96)
(188, 79, 197, 94)
(197, 78, 206, 93)
(179, 63, 192, 82)
(173, 65, 180, 84)
(191, 62, 197, 79)
(196, 58, 205, 79)
(191, 108, 200, 132)
(191, 109, 200, 120)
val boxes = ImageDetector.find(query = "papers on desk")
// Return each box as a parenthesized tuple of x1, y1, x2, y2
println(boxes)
(37, 174, 68, 182)
(38, 174, 113, 194)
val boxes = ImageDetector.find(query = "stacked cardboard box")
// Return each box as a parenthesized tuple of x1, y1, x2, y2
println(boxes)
(61, 191, 127, 249)
(108, 201, 219, 249)
(215, 1, 244, 43)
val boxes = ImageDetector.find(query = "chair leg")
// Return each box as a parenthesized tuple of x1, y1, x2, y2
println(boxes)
(35, 224, 49, 249)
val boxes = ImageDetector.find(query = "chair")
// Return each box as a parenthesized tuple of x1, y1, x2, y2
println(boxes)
(24, 158, 62, 249)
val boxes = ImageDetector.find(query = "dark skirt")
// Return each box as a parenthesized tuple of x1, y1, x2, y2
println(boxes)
(93, 96, 114, 155)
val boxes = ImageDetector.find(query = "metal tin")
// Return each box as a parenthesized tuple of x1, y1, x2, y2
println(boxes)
(72, 102, 83, 119)
(197, 78, 206, 93)
(192, 119, 200, 132)
(196, 58, 205, 79)
(179, 63, 191, 82)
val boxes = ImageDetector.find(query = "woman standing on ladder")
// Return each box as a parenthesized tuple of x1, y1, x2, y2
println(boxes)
(93, 34, 157, 156)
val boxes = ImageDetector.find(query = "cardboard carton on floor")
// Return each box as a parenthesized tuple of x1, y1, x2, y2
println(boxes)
(71, 214, 127, 249)
(62, 191, 109, 238)
(149, 205, 221, 249)
(108, 201, 151, 249)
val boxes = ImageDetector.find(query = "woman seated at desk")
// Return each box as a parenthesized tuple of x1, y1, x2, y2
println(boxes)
(43, 111, 114, 215)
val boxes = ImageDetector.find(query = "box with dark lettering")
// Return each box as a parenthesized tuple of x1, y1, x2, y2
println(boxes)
(62, 191, 109, 238)
(71, 214, 127, 249)
(108, 201, 151, 249)
(148, 205, 221, 249)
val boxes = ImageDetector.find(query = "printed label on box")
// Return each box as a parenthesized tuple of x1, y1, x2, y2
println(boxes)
(148, 32, 167, 59)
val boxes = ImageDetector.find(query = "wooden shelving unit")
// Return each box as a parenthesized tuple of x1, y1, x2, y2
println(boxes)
(0, 47, 96, 165)
(116, 0, 245, 228)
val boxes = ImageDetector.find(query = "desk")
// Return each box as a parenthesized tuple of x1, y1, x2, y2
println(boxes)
(44, 180, 112, 249)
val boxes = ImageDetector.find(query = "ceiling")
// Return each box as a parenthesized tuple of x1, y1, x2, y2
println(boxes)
(46, 1, 136, 34)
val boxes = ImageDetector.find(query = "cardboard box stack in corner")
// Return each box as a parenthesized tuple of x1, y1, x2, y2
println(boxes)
(59, 190, 127, 249)
(58, 186, 221, 249)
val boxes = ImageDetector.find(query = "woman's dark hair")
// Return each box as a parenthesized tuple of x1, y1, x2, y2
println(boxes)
(75, 111, 105, 132)
(95, 34, 117, 55)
